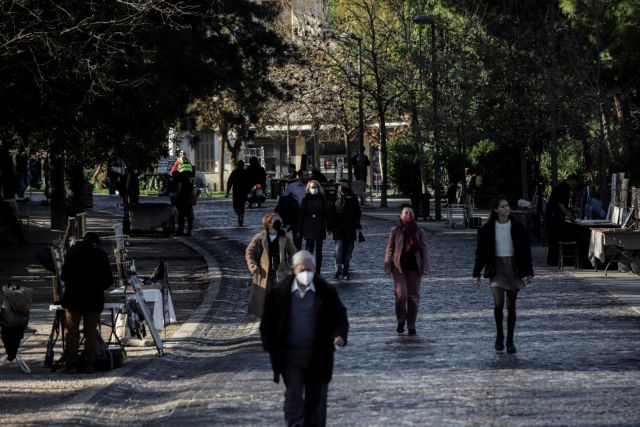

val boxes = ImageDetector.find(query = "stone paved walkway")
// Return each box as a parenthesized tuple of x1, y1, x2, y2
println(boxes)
(2, 195, 640, 426)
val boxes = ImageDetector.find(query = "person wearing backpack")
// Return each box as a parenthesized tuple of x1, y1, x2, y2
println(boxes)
(61, 232, 113, 373)
(172, 155, 196, 236)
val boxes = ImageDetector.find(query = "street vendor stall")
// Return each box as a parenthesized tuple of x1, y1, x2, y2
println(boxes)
(588, 228, 640, 274)
(128, 203, 176, 232)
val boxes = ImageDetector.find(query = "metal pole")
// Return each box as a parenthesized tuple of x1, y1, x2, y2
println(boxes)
(286, 112, 291, 165)
(358, 38, 365, 158)
(430, 22, 442, 220)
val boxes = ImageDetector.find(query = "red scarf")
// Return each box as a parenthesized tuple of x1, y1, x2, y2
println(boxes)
(397, 219, 419, 252)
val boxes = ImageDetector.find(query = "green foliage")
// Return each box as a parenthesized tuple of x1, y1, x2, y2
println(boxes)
(388, 133, 422, 195)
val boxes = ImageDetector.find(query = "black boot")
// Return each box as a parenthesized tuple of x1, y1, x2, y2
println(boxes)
(506, 311, 516, 354)
(494, 306, 504, 353)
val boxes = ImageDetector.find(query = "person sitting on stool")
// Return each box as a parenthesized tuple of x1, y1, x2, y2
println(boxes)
(61, 232, 113, 373)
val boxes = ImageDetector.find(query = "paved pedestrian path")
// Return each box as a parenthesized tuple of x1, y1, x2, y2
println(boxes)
(1, 195, 640, 425)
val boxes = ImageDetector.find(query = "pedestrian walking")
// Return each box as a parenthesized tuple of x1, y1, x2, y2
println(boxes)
(298, 180, 327, 274)
(384, 204, 429, 336)
(544, 174, 579, 266)
(281, 171, 308, 249)
(225, 160, 250, 226)
(260, 250, 349, 427)
(172, 154, 196, 236)
(245, 213, 297, 318)
(60, 233, 113, 373)
(473, 196, 533, 354)
(327, 179, 362, 280)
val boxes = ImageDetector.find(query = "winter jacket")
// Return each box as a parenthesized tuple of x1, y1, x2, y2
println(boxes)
(61, 241, 113, 312)
(384, 224, 430, 275)
(472, 216, 534, 279)
(245, 231, 297, 316)
(260, 274, 349, 384)
(298, 194, 327, 241)
(327, 190, 361, 241)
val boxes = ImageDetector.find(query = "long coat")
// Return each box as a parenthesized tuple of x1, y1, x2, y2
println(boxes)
(384, 225, 430, 275)
(260, 274, 349, 384)
(472, 216, 534, 279)
(245, 231, 297, 317)
(327, 190, 361, 241)
(298, 193, 327, 241)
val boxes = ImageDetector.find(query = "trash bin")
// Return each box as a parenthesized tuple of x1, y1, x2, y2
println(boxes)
(410, 193, 430, 221)
(270, 179, 282, 199)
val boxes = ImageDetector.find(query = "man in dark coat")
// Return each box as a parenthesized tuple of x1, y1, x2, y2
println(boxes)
(61, 232, 113, 373)
(544, 174, 579, 266)
(260, 250, 349, 427)
(247, 156, 267, 190)
(327, 179, 362, 280)
(172, 155, 196, 236)
(225, 160, 250, 226)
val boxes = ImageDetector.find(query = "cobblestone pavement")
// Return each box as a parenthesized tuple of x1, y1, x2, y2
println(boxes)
(4, 195, 640, 426)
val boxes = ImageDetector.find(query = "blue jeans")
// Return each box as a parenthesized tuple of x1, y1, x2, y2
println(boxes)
(334, 239, 354, 272)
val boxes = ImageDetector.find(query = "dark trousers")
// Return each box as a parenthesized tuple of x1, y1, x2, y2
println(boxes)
(392, 270, 422, 329)
(64, 309, 100, 365)
(177, 204, 194, 234)
(334, 239, 354, 272)
(282, 348, 328, 427)
(1, 325, 25, 360)
(305, 239, 324, 273)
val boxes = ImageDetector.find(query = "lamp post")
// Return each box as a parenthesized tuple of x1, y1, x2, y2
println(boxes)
(413, 13, 442, 220)
(341, 31, 365, 183)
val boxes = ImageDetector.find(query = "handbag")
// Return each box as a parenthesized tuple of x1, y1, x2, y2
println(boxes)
(357, 230, 365, 243)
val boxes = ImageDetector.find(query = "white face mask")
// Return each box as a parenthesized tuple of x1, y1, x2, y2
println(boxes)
(309, 188, 318, 195)
(295, 271, 314, 285)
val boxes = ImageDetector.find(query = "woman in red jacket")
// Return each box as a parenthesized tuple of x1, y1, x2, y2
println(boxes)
(473, 196, 534, 354)
(384, 204, 430, 336)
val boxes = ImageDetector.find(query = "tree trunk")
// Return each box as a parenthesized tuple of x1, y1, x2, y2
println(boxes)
(49, 143, 66, 231)
(378, 106, 388, 208)
(548, 0, 559, 186)
(218, 125, 228, 193)
(410, 94, 427, 194)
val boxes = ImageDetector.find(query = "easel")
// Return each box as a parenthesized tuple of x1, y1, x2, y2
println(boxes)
(44, 214, 126, 370)
(44, 214, 86, 370)
(113, 225, 164, 355)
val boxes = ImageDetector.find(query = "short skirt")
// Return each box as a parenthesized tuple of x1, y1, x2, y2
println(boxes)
(490, 256, 525, 291)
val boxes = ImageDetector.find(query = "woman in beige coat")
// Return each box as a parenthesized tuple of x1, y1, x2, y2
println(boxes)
(384, 204, 429, 336)
(245, 212, 297, 317)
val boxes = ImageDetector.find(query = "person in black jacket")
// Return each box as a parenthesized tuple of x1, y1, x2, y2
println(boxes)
(298, 180, 327, 273)
(327, 179, 362, 280)
(260, 250, 349, 427)
(61, 233, 113, 373)
(473, 196, 533, 354)
(225, 160, 250, 226)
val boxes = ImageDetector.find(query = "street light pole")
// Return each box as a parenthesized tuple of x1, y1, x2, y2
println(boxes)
(413, 13, 442, 220)
(341, 32, 365, 183)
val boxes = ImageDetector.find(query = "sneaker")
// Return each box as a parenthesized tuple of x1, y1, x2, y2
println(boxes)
(334, 268, 343, 279)
(495, 337, 505, 353)
(506, 343, 517, 354)
(15, 356, 31, 374)
(342, 272, 350, 280)
(408, 328, 416, 336)
(396, 322, 405, 334)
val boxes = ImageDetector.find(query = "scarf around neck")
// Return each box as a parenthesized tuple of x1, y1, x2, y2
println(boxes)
(397, 219, 419, 252)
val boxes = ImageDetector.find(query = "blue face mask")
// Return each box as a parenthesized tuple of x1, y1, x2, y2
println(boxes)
(309, 188, 318, 195)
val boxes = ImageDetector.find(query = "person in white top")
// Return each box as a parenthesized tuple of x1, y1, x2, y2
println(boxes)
(473, 196, 533, 354)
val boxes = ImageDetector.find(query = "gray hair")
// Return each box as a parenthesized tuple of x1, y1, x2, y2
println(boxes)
(292, 250, 316, 269)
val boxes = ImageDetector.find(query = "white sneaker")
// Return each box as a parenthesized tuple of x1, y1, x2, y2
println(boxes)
(15, 356, 31, 374)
